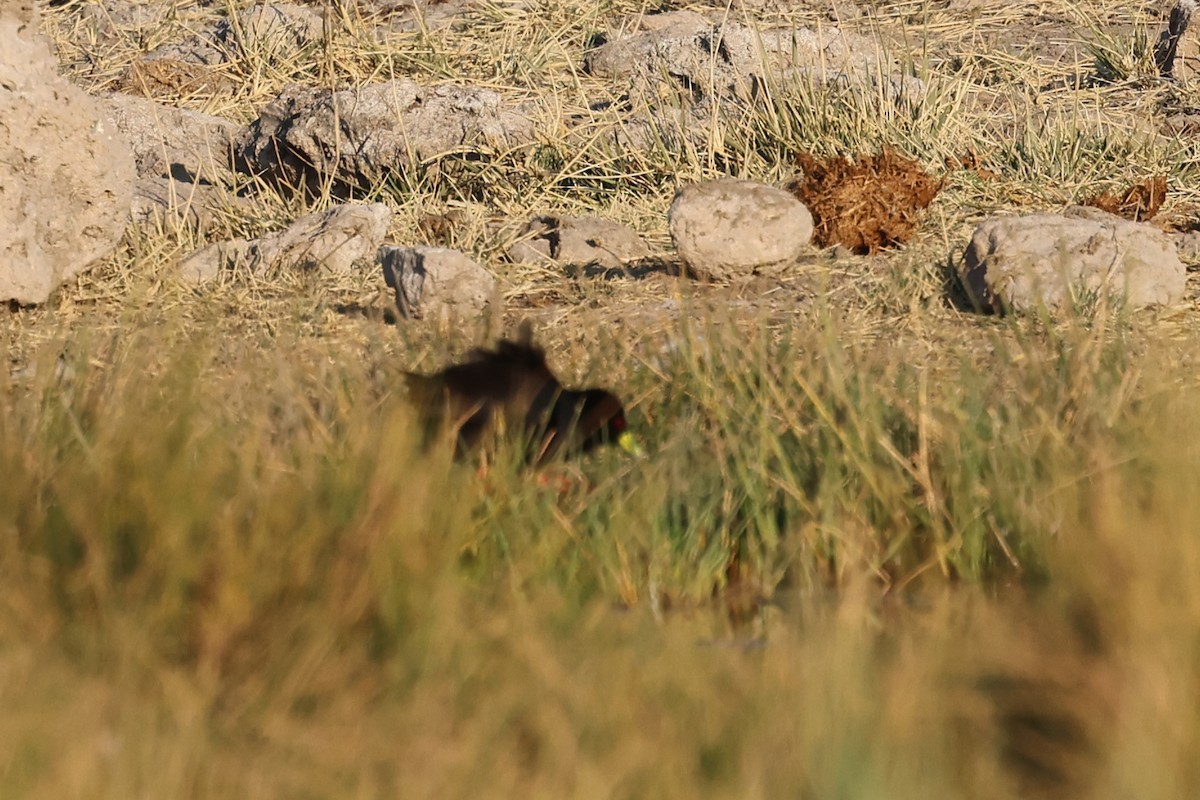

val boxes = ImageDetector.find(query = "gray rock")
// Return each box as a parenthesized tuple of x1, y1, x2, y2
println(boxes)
(238, 80, 536, 195)
(98, 93, 241, 183)
(1171, 229, 1200, 264)
(586, 16, 763, 101)
(0, 0, 136, 304)
(962, 208, 1186, 313)
(508, 215, 650, 270)
(232, 3, 324, 53)
(366, 0, 476, 33)
(587, 17, 892, 101)
(146, 3, 324, 66)
(379, 246, 497, 324)
(131, 176, 242, 230)
(180, 203, 391, 282)
(668, 179, 813, 282)
(579, 18, 912, 156)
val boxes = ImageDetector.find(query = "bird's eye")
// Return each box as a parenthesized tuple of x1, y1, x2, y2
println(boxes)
(610, 414, 626, 433)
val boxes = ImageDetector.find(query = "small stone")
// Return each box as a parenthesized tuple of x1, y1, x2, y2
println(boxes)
(668, 179, 813, 282)
(507, 215, 650, 270)
(379, 246, 497, 324)
(179, 203, 391, 282)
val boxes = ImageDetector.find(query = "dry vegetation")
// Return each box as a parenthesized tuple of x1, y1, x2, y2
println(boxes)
(4, 0, 1200, 797)
(1082, 174, 1170, 219)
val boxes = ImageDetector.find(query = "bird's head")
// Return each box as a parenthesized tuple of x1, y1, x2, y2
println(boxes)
(575, 389, 642, 457)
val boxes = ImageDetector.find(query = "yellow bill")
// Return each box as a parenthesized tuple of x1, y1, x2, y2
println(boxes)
(617, 430, 643, 456)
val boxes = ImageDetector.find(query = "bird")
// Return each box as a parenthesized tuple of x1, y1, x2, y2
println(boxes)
(403, 328, 641, 466)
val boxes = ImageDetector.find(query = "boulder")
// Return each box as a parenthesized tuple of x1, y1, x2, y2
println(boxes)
(179, 202, 391, 282)
(98, 93, 241, 183)
(587, 15, 891, 101)
(585, 15, 764, 101)
(668, 179, 813, 281)
(237, 80, 535, 195)
(0, 0, 136, 304)
(961, 208, 1186, 313)
(145, 3, 325, 66)
(579, 17, 911, 156)
(379, 246, 497, 324)
(131, 176, 242, 231)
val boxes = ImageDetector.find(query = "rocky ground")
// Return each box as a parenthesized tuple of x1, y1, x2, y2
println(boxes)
(4, 0, 1200, 368)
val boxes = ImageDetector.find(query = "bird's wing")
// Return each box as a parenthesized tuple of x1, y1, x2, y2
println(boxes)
(402, 371, 448, 409)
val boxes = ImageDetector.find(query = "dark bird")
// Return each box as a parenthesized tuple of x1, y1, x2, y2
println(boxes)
(404, 330, 640, 465)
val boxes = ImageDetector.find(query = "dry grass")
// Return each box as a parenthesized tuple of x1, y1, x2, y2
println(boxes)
(4, 0, 1200, 796)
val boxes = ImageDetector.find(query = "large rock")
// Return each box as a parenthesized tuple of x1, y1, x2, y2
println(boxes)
(585, 14, 764, 101)
(363, 0, 475, 33)
(379, 246, 497, 324)
(961, 208, 1186, 313)
(579, 16, 911, 157)
(508, 215, 650, 271)
(587, 14, 891, 101)
(145, 3, 325, 66)
(132, 176, 242, 231)
(238, 80, 536, 195)
(668, 179, 813, 281)
(179, 203, 391, 282)
(98, 93, 241, 183)
(0, 0, 136, 304)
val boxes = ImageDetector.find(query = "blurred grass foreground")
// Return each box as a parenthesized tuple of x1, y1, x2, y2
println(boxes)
(3, 308, 1200, 800)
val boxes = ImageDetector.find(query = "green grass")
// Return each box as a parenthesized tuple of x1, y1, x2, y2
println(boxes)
(5, 0, 1200, 796)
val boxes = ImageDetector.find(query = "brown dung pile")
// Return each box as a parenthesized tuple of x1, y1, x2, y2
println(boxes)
(787, 149, 943, 255)
(1082, 176, 1168, 222)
